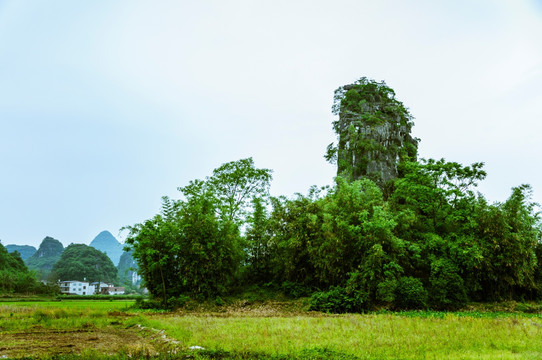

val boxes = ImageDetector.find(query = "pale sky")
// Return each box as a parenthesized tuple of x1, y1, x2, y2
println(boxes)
(1, 0, 542, 248)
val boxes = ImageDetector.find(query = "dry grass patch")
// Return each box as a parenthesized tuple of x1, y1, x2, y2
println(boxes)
(0, 326, 158, 358)
(171, 298, 318, 318)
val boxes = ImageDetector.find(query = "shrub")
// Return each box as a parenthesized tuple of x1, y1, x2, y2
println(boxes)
(514, 302, 542, 313)
(429, 259, 468, 310)
(308, 287, 368, 313)
(167, 295, 191, 309)
(394, 277, 427, 310)
(376, 278, 398, 304)
(215, 296, 224, 306)
(281, 281, 312, 298)
(133, 298, 164, 310)
(133, 295, 191, 310)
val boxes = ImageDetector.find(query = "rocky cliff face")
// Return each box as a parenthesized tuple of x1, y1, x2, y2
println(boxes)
(328, 78, 418, 191)
(350, 120, 417, 185)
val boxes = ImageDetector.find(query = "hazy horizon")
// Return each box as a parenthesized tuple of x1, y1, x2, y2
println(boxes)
(1, 229, 123, 249)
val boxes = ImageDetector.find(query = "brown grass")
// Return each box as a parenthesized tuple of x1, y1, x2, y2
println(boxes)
(0, 326, 157, 358)
(171, 298, 321, 318)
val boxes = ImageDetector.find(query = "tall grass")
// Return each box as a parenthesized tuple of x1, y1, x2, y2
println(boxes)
(0, 300, 135, 331)
(146, 313, 542, 359)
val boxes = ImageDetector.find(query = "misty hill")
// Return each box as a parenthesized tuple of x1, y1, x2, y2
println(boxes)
(118, 250, 141, 286)
(6, 244, 37, 261)
(25, 236, 64, 280)
(89, 231, 123, 266)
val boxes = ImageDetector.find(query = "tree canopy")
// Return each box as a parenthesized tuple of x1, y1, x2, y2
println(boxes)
(51, 244, 118, 284)
(124, 158, 270, 305)
(180, 157, 272, 224)
(0, 242, 43, 294)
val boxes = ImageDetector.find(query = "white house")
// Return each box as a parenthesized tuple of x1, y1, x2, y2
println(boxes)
(90, 282, 113, 294)
(90, 282, 125, 295)
(59, 280, 125, 295)
(58, 280, 94, 295)
(108, 287, 126, 295)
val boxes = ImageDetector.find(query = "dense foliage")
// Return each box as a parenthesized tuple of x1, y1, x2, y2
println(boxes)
(51, 244, 118, 284)
(125, 157, 272, 305)
(126, 80, 542, 311)
(0, 242, 45, 294)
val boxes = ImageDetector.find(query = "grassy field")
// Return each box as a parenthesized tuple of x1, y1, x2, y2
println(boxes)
(1, 299, 542, 359)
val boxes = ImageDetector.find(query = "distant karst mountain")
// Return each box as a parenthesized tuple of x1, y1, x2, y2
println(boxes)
(89, 231, 123, 266)
(118, 250, 141, 286)
(25, 236, 64, 280)
(6, 244, 37, 261)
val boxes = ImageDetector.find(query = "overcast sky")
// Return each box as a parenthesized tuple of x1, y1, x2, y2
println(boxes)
(1, 0, 542, 248)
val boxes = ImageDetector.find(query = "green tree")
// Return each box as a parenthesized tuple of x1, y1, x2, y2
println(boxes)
(125, 158, 268, 304)
(391, 159, 486, 235)
(472, 185, 540, 300)
(123, 212, 180, 304)
(244, 197, 273, 283)
(314, 178, 405, 296)
(266, 189, 326, 288)
(0, 242, 43, 294)
(177, 189, 243, 298)
(182, 157, 272, 224)
(51, 244, 118, 284)
(266, 178, 406, 305)
(389, 159, 487, 307)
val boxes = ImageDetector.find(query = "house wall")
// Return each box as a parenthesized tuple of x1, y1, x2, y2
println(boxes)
(58, 281, 95, 295)
(59, 281, 124, 295)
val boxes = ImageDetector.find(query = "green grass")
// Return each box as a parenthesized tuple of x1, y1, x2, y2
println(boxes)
(144, 313, 542, 359)
(0, 300, 136, 332)
(2, 300, 542, 359)
(4, 299, 135, 309)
